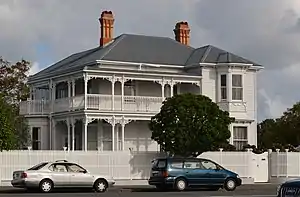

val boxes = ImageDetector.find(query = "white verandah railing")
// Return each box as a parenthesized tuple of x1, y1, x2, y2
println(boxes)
(19, 94, 163, 115)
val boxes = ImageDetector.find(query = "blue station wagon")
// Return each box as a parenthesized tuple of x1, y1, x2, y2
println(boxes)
(148, 157, 242, 191)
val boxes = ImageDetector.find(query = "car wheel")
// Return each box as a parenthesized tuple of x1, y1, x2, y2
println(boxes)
(224, 178, 237, 191)
(175, 178, 187, 191)
(39, 179, 53, 193)
(94, 179, 108, 193)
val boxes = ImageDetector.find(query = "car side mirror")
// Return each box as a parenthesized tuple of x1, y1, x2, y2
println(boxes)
(82, 170, 87, 173)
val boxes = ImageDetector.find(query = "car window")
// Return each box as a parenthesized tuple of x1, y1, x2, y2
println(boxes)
(184, 161, 201, 169)
(170, 160, 183, 168)
(67, 163, 86, 173)
(201, 160, 218, 170)
(152, 159, 167, 169)
(28, 162, 49, 170)
(50, 164, 68, 172)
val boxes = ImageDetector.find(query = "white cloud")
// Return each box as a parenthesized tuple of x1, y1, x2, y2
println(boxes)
(29, 62, 40, 76)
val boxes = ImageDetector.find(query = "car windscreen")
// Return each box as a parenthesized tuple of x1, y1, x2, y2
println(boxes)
(27, 162, 49, 170)
(152, 159, 167, 170)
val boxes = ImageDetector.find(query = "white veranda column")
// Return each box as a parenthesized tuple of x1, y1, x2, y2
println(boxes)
(67, 118, 71, 151)
(71, 118, 75, 151)
(121, 117, 132, 151)
(84, 74, 88, 110)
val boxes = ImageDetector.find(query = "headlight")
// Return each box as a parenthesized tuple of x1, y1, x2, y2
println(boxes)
(236, 175, 240, 178)
(276, 184, 282, 196)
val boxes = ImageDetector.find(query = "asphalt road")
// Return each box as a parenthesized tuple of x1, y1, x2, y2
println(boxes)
(0, 184, 277, 197)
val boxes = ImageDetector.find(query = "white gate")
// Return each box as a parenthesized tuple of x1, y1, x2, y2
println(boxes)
(252, 152, 269, 182)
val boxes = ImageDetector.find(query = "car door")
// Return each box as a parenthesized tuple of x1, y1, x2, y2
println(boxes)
(49, 163, 71, 187)
(183, 159, 210, 185)
(201, 160, 227, 185)
(66, 163, 94, 187)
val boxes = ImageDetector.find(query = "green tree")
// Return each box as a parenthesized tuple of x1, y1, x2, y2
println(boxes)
(257, 118, 279, 149)
(0, 57, 30, 103)
(149, 93, 235, 157)
(0, 94, 17, 151)
(0, 57, 31, 150)
(277, 102, 300, 147)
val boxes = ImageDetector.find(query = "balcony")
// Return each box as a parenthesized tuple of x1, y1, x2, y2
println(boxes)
(19, 94, 163, 115)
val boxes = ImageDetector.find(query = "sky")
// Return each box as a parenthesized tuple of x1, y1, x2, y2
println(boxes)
(1, 0, 300, 121)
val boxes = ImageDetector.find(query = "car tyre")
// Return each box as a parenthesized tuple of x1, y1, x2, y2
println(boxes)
(39, 179, 53, 193)
(94, 179, 108, 193)
(224, 178, 237, 191)
(175, 178, 187, 191)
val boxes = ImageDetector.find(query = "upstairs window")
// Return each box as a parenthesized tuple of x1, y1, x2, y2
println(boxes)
(220, 74, 227, 100)
(232, 74, 243, 100)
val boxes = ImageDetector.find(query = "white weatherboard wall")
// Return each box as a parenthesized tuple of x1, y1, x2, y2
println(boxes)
(0, 150, 269, 186)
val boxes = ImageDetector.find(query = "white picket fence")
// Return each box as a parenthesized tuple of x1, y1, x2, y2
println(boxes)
(0, 150, 267, 186)
(270, 151, 300, 177)
(1, 149, 300, 186)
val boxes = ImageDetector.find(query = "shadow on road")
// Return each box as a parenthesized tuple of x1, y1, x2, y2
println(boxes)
(0, 188, 101, 194)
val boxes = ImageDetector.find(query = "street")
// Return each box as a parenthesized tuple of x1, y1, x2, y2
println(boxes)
(0, 184, 277, 197)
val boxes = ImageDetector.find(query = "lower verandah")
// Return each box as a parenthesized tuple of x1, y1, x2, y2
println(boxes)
(54, 120, 159, 152)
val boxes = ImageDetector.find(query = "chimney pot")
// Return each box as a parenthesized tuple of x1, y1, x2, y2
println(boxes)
(99, 10, 115, 46)
(174, 21, 190, 46)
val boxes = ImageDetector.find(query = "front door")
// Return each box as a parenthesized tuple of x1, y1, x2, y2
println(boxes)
(201, 160, 226, 185)
(49, 163, 71, 186)
(66, 163, 94, 187)
(183, 160, 210, 185)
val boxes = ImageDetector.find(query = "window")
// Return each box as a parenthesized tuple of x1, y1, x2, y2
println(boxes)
(220, 74, 227, 100)
(183, 161, 201, 169)
(233, 126, 248, 150)
(232, 74, 243, 100)
(152, 159, 167, 169)
(67, 163, 86, 173)
(32, 127, 40, 150)
(170, 160, 183, 169)
(201, 160, 218, 170)
(28, 162, 49, 170)
(50, 164, 68, 172)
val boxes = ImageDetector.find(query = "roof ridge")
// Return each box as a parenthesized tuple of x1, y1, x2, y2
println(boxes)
(98, 34, 127, 60)
(200, 45, 212, 63)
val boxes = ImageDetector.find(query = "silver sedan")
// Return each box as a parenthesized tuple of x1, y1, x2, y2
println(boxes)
(11, 160, 115, 193)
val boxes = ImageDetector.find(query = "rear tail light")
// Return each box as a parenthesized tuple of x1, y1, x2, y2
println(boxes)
(162, 171, 168, 177)
(21, 172, 27, 178)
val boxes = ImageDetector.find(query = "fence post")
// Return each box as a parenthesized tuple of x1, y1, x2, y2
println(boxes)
(27, 146, 32, 167)
(276, 149, 280, 177)
(219, 148, 223, 166)
(285, 149, 289, 178)
(246, 148, 252, 178)
(268, 149, 272, 181)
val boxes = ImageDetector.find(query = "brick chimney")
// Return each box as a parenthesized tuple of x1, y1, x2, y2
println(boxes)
(173, 21, 190, 46)
(99, 11, 115, 46)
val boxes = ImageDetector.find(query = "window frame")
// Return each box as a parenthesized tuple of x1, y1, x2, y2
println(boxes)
(220, 74, 227, 101)
(66, 163, 87, 173)
(232, 74, 243, 101)
(233, 126, 248, 150)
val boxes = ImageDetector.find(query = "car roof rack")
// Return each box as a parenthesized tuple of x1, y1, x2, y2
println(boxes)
(55, 160, 68, 162)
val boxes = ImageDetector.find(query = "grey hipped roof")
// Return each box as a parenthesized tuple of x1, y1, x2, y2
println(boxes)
(29, 34, 261, 81)
(185, 45, 258, 65)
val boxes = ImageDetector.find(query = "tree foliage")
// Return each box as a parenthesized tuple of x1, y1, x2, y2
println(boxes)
(0, 94, 17, 151)
(0, 57, 31, 151)
(0, 57, 30, 103)
(257, 102, 300, 151)
(149, 93, 235, 157)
